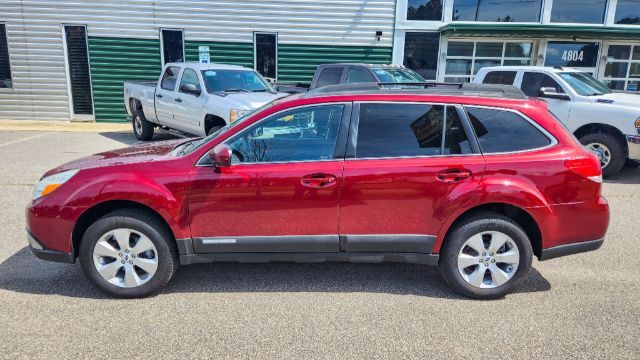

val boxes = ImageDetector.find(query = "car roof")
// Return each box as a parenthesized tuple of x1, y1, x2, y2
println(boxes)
(478, 66, 584, 73)
(165, 62, 250, 71)
(301, 82, 528, 101)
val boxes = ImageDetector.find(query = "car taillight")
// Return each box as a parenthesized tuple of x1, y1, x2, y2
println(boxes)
(565, 154, 602, 183)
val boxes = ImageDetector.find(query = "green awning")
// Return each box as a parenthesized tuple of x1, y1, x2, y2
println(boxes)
(439, 23, 640, 40)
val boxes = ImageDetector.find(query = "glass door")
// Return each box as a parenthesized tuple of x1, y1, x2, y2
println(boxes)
(599, 43, 640, 92)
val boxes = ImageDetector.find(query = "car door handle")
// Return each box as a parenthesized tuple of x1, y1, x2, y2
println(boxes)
(301, 173, 337, 188)
(156, 94, 163, 98)
(174, 98, 182, 103)
(436, 168, 472, 183)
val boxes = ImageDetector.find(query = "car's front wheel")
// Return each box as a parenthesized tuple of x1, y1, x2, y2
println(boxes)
(580, 132, 625, 177)
(439, 212, 533, 299)
(79, 209, 178, 298)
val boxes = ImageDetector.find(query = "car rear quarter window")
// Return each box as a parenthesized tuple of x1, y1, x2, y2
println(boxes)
(465, 107, 551, 153)
(482, 71, 517, 85)
(316, 67, 344, 88)
(355, 103, 473, 158)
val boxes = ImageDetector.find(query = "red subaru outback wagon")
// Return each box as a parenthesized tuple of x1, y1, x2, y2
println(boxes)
(26, 83, 609, 299)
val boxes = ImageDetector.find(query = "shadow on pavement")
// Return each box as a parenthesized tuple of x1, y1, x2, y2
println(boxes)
(0, 247, 551, 300)
(98, 131, 179, 146)
(604, 163, 640, 185)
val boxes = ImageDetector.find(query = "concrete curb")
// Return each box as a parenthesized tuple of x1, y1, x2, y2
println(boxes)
(0, 120, 130, 133)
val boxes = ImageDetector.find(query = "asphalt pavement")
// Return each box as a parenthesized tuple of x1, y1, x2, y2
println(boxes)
(0, 130, 638, 359)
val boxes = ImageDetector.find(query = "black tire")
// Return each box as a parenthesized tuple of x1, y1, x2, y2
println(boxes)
(439, 212, 533, 300)
(79, 209, 179, 298)
(207, 125, 224, 136)
(579, 132, 625, 177)
(132, 108, 155, 141)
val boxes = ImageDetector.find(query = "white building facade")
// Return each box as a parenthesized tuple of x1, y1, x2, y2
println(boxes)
(393, 0, 640, 91)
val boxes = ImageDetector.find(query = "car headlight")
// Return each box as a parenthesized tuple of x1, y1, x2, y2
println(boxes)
(33, 169, 79, 200)
(229, 108, 252, 123)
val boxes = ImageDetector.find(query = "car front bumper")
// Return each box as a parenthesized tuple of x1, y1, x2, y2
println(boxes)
(627, 135, 640, 160)
(27, 229, 74, 264)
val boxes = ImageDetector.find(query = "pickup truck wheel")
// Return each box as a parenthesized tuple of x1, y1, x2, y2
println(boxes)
(79, 209, 178, 298)
(133, 109, 154, 141)
(439, 212, 533, 300)
(580, 133, 625, 177)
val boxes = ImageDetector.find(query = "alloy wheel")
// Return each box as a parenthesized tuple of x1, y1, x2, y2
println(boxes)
(92, 228, 159, 288)
(134, 115, 143, 135)
(457, 231, 520, 289)
(586, 142, 611, 169)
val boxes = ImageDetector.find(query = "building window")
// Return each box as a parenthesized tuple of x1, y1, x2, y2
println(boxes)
(407, 0, 443, 21)
(161, 29, 184, 64)
(444, 41, 533, 82)
(603, 44, 640, 91)
(615, 0, 640, 25)
(550, 0, 607, 24)
(254, 32, 277, 80)
(544, 41, 600, 70)
(0, 23, 11, 88)
(452, 0, 542, 22)
(403, 32, 439, 80)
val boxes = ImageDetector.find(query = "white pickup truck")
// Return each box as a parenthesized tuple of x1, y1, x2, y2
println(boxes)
(474, 66, 640, 176)
(124, 62, 287, 140)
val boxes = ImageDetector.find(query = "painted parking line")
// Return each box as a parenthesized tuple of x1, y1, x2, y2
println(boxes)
(0, 132, 50, 148)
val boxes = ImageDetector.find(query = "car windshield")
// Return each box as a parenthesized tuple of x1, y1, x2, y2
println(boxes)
(173, 101, 277, 156)
(372, 68, 425, 83)
(201, 69, 275, 94)
(558, 72, 612, 96)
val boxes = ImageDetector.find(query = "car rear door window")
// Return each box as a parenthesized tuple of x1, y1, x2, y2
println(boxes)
(316, 67, 344, 88)
(482, 71, 517, 85)
(466, 107, 551, 153)
(160, 66, 181, 91)
(520, 72, 564, 97)
(227, 105, 344, 163)
(355, 103, 473, 158)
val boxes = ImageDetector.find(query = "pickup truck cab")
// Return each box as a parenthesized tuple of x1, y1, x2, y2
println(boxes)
(124, 62, 287, 140)
(277, 64, 426, 93)
(474, 66, 640, 176)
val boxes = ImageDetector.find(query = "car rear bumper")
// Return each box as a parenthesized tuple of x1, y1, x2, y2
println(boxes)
(627, 135, 640, 161)
(539, 238, 604, 261)
(27, 229, 74, 264)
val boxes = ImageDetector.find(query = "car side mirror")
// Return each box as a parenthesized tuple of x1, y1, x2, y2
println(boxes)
(539, 87, 570, 100)
(180, 83, 201, 96)
(209, 144, 232, 167)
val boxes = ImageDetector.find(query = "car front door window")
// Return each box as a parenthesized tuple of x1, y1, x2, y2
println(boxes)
(227, 105, 345, 164)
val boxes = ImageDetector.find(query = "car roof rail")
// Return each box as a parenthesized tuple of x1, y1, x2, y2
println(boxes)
(303, 82, 528, 100)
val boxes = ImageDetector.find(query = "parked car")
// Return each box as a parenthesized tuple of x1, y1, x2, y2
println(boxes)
(276, 63, 426, 93)
(474, 66, 640, 176)
(27, 83, 609, 299)
(123, 62, 288, 140)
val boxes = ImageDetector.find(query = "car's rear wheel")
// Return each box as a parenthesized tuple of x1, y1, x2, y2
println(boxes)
(132, 108, 154, 141)
(79, 209, 178, 298)
(580, 132, 625, 177)
(439, 212, 532, 299)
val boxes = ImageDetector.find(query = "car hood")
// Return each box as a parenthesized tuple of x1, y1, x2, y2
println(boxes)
(220, 91, 289, 109)
(595, 93, 640, 108)
(43, 139, 188, 177)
